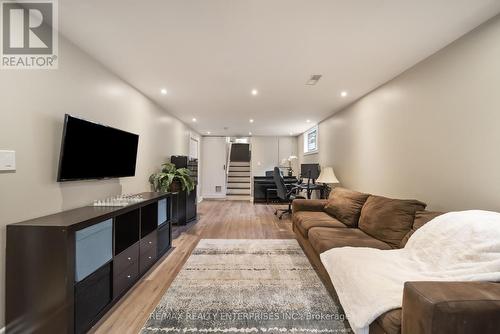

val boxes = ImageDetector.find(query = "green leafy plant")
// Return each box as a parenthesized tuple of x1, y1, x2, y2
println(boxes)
(149, 162, 195, 193)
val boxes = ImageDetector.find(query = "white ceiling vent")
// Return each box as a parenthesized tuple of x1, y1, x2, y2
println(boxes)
(306, 74, 322, 85)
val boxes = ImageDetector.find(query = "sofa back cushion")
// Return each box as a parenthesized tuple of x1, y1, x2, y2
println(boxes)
(400, 211, 444, 247)
(324, 188, 370, 227)
(358, 195, 427, 248)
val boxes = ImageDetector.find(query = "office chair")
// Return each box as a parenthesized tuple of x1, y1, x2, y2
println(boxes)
(272, 167, 305, 219)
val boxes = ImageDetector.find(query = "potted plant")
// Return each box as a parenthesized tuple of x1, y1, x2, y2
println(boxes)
(149, 162, 195, 193)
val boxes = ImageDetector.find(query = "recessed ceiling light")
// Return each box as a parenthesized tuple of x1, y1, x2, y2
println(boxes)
(306, 119, 311, 123)
(249, 132, 252, 135)
(160, 88, 167, 95)
(207, 131, 211, 135)
(249, 119, 254, 123)
(289, 132, 293, 136)
(341, 91, 348, 97)
(192, 118, 197, 122)
(251, 89, 258, 96)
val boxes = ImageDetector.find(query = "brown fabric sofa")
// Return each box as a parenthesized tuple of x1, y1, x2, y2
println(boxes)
(292, 188, 500, 334)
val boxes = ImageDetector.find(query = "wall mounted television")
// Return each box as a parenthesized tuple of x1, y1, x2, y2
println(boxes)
(57, 114, 139, 181)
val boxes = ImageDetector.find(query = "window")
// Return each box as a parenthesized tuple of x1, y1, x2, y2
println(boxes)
(303, 125, 318, 154)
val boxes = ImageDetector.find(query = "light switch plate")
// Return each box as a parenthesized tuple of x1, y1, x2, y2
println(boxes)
(0, 150, 16, 171)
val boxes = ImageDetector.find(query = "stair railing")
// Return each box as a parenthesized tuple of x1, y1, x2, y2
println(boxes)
(225, 142, 232, 191)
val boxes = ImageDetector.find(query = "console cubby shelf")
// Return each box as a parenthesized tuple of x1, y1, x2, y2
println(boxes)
(6, 192, 176, 334)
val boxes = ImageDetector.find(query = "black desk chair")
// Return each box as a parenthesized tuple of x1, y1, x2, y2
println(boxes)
(272, 167, 305, 219)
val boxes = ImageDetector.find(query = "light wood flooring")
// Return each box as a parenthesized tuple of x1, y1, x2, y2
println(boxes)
(90, 200, 295, 334)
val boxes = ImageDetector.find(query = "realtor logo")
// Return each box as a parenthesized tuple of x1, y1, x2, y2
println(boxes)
(1, 0, 58, 69)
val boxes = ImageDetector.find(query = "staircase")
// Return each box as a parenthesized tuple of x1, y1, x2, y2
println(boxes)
(226, 161, 251, 200)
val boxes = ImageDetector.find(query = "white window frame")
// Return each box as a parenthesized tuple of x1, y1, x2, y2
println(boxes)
(303, 125, 319, 155)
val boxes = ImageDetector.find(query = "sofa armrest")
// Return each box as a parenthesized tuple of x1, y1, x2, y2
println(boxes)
(402, 281, 500, 334)
(292, 199, 328, 213)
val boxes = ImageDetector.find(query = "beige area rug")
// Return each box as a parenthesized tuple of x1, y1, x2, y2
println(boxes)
(141, 239, 351, 333)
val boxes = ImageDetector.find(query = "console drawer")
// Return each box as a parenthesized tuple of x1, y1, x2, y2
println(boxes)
(113, 261, 139, 298)
(158, 223, 171, 255)
(140, 246, 157, 274)
(140, 230, 157, 254)
(113, 241, 139, 275)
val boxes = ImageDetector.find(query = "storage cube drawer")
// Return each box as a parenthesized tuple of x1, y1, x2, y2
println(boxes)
(114, 242, 139, 275)
(158, 223, 171, 255)
(113, 261, 139, 298)
(75, 219, 113, 282)
(140, 230, 157, 254)
(75, 263, 111, 334)
(140, 246, 157, 274)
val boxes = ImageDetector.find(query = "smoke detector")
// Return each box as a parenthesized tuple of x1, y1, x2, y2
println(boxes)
(306, 74, 322, 85)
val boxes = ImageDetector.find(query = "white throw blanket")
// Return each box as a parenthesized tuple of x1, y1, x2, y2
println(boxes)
(320, 210, 500, 334)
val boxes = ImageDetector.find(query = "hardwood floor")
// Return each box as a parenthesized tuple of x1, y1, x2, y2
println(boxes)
(90, 200, 295, 334)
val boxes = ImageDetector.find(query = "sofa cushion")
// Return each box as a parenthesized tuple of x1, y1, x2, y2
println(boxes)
(293, 211, 346, 238)
(308, 227, 391, 254)
(358, 195, 426, 249)
(374, 309, 401, 334)
(323, 187, 370, 227)
(400, 211, 444, 247)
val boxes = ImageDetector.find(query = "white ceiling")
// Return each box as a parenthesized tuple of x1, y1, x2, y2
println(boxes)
(59, 0, 500, 136)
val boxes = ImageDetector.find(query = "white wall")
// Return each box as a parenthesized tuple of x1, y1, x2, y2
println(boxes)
(201, 137, 228, 198)
(298, 15, 500, 212)
(0, 37, 197, 327)
(251, 136, 298, 177)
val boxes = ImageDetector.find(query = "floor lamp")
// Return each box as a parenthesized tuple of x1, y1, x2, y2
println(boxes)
(316, 166, 339, 198)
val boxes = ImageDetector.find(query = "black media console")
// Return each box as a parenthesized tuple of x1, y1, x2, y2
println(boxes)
(5, 192, 176, 334)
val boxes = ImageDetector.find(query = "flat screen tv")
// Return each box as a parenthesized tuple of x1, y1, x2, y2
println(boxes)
(57, 114, 139, 181)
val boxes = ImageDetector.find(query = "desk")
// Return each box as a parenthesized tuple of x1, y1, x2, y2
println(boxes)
(297, 183, 325, 199)
(253, 176, 299, 203)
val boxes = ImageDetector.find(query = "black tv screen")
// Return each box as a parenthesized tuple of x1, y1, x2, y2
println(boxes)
(57, 115, 139, 181)
(300, 163, 320, 179)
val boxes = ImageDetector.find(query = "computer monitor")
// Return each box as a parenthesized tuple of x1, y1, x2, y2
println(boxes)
(300, 163, 320, 180)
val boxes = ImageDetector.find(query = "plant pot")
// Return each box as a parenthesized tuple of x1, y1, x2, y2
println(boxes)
(169, 180, 182, 193)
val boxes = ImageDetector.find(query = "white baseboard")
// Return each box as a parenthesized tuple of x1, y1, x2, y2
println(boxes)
(0, 325, 5, 334)
(203, 195, 226, 201)
(202, 195, 226, 200)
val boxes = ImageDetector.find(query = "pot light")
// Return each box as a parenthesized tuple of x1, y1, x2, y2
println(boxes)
(249, 132, 252, 135)
(306, 119, 311, 123)
(207, 131, 211, 135)
(249, 119, 254, 123)
(340, 91, 348, 97)
(251, 89, 258, 96)
(289, 132, 293, 136)
(192, 118, 197, 122)
(160, 88, 167, 95)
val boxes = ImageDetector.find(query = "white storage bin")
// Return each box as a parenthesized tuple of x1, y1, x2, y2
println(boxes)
(158, 198, 168, 226)
(75, 219, 113, 282)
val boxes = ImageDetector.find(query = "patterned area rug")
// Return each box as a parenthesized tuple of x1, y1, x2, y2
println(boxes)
(141, 239, 352, 333)
(141, 239, 352, 334)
